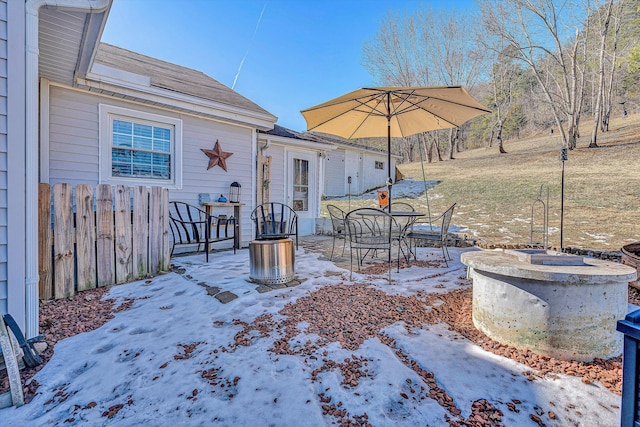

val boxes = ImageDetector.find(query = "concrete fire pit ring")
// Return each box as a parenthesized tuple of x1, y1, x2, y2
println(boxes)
(461, 249, 637, 361)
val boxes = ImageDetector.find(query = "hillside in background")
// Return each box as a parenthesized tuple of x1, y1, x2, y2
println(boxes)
(392, 113, 640, 251)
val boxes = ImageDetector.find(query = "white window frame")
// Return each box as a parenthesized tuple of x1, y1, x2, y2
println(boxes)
(99, 104, 183, 189)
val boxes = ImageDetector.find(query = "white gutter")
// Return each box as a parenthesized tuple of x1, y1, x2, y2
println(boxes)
(25, 0, 111, 338)
(260, 134, 337, 151)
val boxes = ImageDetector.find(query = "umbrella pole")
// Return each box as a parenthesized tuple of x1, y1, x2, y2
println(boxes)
(387, 93, 392, 211)
(418, 134, 433, 229)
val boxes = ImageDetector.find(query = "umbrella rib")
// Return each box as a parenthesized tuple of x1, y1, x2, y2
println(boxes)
(393, 92, 491, 131)
(347, 95, 389, 138)
(306, 93, 389, 138)
(384, 89, 461, 133)
(302, 91, 386, 112)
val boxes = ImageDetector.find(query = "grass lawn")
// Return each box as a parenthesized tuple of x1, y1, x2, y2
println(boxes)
(321, 113, 640, 252)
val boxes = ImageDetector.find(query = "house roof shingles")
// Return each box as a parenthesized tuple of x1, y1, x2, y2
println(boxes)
(94, 43, 275, 120)
(261, 125, 400, 157)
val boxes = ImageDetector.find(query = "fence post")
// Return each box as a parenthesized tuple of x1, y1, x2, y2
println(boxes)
(149, 187, 163, 274)
(114, 185, 133, 284)
(96, 184, 115, 287)
(161, 187, 170, 271)
(76, 184, 96, 291)
(52, 183, 74, 298)
(133, 186, 150, 277)
(37, 183, 52, 300)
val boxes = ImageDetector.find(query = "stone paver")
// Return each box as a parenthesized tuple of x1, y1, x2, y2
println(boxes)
(214, 291, 238, 304)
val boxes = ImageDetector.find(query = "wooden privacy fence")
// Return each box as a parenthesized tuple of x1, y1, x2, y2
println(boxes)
(38, 183, 171, 300)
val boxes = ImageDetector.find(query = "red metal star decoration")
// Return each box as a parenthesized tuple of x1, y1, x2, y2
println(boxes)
(201, 140, 233, 172)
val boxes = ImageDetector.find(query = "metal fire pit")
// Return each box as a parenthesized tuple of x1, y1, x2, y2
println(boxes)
(622, 242, 640, 289)
(249, 238, 295, 285)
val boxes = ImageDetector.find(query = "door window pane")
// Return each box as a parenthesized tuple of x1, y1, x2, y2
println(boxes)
(293, 158, 309, 211)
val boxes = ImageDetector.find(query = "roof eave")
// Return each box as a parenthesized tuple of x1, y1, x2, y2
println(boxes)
(77, 73, 277, 130)
(259, 133, 336, 151)
(74, 8, 111, 79)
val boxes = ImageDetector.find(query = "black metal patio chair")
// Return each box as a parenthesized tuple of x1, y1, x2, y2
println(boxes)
(326, 204, 347, 260)
(250, 202, 298, 249)
(344, 207, 395, 281)
(406, 203, 456, 266)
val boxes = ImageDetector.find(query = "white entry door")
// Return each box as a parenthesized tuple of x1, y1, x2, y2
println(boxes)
(287, 150, 316, 236)
(345, 150, 363, 194)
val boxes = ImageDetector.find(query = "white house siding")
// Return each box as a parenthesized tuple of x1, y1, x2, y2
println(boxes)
(48, 86, 100, 185)
(267, 146, 286, 205)
(323, 146, 397, 197)
(344, 150, 363, 194)
(323, 148, 345, 197)
(177, 115, 254, 247)
(47, 84, 257, 247)
(361, 151, 392, 193)
(0, 0, 7, 315)
(3, 0, 27, 328)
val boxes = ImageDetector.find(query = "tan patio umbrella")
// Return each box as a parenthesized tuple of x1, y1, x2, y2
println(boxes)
(301, 86, 491, 207)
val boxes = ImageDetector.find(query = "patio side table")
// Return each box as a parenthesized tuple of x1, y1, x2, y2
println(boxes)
(201, 202, 243, 249)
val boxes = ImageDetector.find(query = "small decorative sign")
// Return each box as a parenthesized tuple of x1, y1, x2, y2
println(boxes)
(201, 140, 233, 172)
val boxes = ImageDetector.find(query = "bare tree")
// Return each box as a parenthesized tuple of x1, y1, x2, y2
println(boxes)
(427, 10, 488, 159)
(488, 46, 523, 153)
(481, 0, 591, 150)
(590, 0, 615, 148)
(362, 7, 487, 161)
(362, 11, 422, 87)
(601, 0, 626, 132)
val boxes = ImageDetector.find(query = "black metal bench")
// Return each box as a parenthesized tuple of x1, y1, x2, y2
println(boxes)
(169, 201, 236, 262)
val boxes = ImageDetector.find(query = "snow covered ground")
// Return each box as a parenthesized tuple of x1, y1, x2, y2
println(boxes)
(0, 245, 623, 426)
(324, 178, 439, 201)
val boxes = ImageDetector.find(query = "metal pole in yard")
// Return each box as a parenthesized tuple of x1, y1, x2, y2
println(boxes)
(559, 148, 567, 251)
(348, 176, 352, 211)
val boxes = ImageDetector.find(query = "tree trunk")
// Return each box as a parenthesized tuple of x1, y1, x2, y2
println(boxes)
(429, 132, 443, 162)
(419, 133, 432, 163)
(497, 126, 507, 154)
(447, 129, 455, 160)
(602, 0, 624, 133)
(590, 0, 614, 148)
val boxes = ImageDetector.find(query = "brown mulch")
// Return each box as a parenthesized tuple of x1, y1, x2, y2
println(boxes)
(0, 286, 136, 402)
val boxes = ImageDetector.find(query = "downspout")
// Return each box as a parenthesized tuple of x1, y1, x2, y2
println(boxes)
(24, 0, 111, 338)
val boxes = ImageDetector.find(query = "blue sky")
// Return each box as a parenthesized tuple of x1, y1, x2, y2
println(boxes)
(101, 0, 477, 132)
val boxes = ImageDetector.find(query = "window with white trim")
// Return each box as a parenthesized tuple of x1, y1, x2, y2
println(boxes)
(100, 104, 183, 188)
(374, 160, 384, 170)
